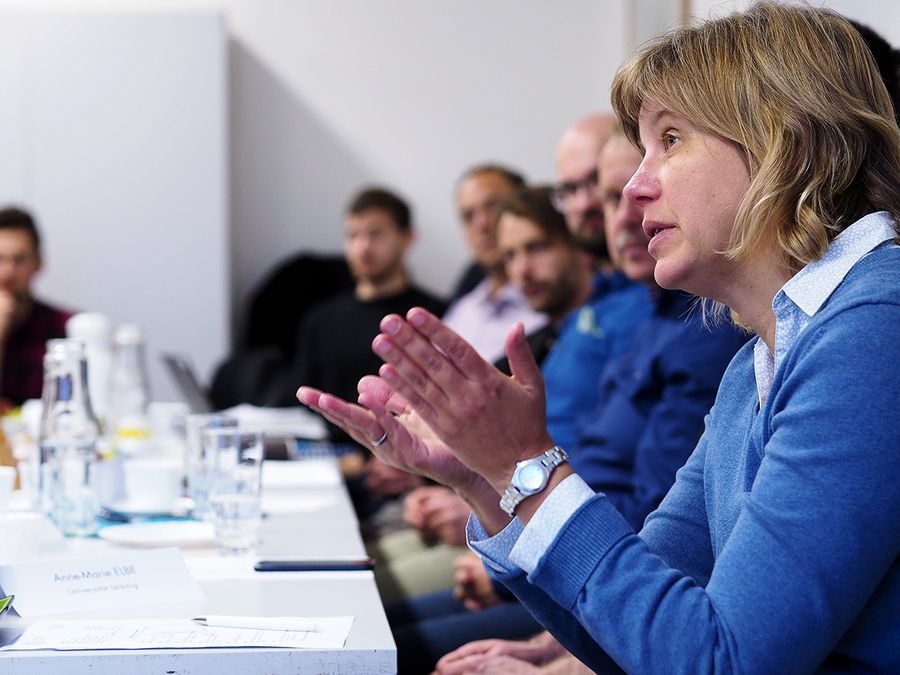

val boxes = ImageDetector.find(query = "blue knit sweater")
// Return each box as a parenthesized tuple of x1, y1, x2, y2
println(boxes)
(491, 245, 900, 673)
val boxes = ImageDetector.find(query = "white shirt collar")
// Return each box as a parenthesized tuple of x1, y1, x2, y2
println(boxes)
(777, 211, 897, 317)
(754, 211, 897, 406)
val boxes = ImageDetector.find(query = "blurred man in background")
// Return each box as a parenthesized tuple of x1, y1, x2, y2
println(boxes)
(0, 207, 71, 412)
(443, 165, 546, 363)
(290, 187, 446, 524)
(551, 112, 617, 265)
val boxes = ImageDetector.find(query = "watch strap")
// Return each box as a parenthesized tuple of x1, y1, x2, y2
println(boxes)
(499, 445, 568, 517)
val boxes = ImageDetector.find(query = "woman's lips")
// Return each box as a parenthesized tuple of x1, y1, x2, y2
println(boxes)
(643, 221, 675, 258)
(642, 220, 675, 240)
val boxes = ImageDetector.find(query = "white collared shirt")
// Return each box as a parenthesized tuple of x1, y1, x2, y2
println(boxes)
(442, 279, 547, 363)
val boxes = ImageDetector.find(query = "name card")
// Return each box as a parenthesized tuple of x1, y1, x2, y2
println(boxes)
(0, 548, 205, 618)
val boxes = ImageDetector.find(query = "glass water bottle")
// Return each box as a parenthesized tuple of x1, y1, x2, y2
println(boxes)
(38, 339, 101, 536)
(106, 323, 152, 457)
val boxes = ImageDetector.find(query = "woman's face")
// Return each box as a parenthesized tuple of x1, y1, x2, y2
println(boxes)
(624, 103, 751, 300)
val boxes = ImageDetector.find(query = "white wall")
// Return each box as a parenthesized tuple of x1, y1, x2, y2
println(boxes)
(220, 0, 630, 336)
(0, 10, 228, 400)
(0, 0, 630, 350)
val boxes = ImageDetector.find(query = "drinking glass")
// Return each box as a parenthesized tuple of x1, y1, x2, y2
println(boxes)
(204, 429, 264, 555)
(184, 413, 237, 519)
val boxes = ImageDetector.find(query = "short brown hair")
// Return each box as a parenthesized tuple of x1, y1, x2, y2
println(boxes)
(0, 206, 41, 252)
(500, 186, 573, 245)
(346, 187, 412, 231)
(457, 164, 526, 192)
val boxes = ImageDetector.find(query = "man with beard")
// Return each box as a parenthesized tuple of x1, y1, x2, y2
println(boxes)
(551, 113, 617, 265)
(498, 187, 650, 452)
(291, 187, 446, 447)
(442, 166, 547, 364)
(0, 207, 72, 412)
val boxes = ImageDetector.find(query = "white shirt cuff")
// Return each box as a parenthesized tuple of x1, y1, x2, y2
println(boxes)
(509, 473, 595, 573)
(466, 512, 523, 574)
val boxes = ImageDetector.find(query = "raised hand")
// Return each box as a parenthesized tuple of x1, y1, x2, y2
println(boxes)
(297, 381, 504, 530)
(371, 309, 555, 493)
(296, 384, 465, 488)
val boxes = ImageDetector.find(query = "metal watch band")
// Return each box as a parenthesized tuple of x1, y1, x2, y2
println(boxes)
(499, 445, 569, 517)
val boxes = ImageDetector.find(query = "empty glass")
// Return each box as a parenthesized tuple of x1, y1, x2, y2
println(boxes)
(204, 429, 264, 555)
(184, 413, 237, 519)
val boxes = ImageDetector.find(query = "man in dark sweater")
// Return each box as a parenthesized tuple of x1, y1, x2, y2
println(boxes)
(292, 187, 446, 442)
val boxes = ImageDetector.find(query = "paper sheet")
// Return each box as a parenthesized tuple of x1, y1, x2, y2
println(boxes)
(0, 617, 354, 651)
(0, 549, 205, 618)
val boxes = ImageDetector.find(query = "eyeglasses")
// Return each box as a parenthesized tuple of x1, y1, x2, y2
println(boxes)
(551, 169, 599, 213)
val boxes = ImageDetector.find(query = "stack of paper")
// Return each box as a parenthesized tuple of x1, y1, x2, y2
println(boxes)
(0, 617, 354, 651)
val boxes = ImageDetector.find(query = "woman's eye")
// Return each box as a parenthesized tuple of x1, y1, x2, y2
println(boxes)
(663, 132, 679, 149)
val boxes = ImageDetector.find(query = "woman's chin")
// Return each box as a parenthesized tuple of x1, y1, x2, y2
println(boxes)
(652, 263, 686, 292)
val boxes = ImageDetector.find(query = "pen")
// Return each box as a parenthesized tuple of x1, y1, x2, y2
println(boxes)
(192, 615, 321, 632)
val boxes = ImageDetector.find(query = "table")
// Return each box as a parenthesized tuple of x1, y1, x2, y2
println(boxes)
(0, 457, 397, 674)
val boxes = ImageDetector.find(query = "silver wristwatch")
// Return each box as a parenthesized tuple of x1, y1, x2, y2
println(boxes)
(499, 446, 568, 517)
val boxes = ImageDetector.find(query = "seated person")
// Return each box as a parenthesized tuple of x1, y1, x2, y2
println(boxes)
(302, 7, 900, 672)
(435, 18, 900, 675)
(443, 165, 547, 363)
(0, 207, 72, 412)
(289, 187, 446, 521)
(303, 130, 746, 673)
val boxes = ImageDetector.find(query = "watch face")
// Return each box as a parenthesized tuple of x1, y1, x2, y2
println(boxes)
(516, 462, 547, 493)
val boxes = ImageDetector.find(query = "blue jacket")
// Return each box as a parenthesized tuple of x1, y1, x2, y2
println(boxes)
(543, 272, 652, 452)
(570, 290, 746, 529)
(493, 246, 900, 673)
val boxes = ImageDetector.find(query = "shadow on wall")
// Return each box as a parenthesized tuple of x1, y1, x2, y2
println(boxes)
(227, 37, 371, 341)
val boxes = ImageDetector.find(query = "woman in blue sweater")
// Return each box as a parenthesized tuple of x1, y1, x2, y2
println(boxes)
(299, 3, 900, 672)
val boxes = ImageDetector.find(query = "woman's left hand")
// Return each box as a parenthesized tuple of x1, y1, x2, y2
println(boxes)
(370, 308, 555, 493)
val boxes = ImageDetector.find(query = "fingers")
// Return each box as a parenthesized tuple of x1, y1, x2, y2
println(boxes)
(358, 375, 411, 416)
(435, 654, 487, 675)
(375, 362, 443, 426)
(371, 310, 487, 412)
(503, 323, 544, 389)
(296, 386, 324, 408)
(405, 307, 491, 375)
(435, 640, 495, 672)
(297, 386, 385, 449)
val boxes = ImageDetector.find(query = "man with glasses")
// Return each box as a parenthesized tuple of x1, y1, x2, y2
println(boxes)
(551, 112, 618, 266)
(442, 165, 547, 364)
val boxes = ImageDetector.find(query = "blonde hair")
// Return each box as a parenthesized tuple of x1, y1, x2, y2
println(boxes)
(612, 2, 900, 277)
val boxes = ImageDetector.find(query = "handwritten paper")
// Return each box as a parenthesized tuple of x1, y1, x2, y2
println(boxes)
(0, 549, 204, 618)
(0, 617, 354, 651)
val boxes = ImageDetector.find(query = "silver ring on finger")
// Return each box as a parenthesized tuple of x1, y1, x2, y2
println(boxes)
(371, 431, 388, 447)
